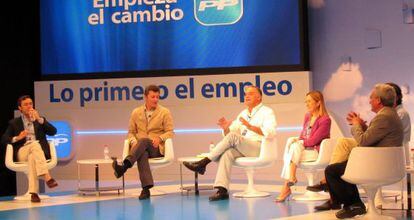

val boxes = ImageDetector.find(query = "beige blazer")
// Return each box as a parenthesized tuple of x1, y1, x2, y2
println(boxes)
(351, 106, 403, 147)
(127, 104, 174, 155)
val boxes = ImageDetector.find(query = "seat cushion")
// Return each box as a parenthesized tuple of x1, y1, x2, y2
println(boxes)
(148, 157, 169, 165)
(300, 149, 318, 162)
(234, 157, 272, 167)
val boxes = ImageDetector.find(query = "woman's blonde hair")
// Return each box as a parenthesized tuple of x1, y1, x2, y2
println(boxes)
(306, 90, 328, 117)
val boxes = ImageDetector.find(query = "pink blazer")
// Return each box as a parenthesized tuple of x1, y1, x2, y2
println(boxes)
(299, 113, 331, 152)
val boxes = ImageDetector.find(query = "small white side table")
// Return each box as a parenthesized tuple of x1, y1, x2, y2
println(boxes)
(77, 159, 125, 196)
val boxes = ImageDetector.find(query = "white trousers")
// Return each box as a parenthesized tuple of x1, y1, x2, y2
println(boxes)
(280, 141, 318, 180)
(17, 141, 49, 193)
(208, 132, 261, 190)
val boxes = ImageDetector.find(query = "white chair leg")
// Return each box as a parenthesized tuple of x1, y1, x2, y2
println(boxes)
(294, 171, 329, 201)
(375, 188, 385, 208)
(15, 192, 32, 201)
(15, 192, 50, 201)
(16, 195, 51, 200)
(233, 169, 269, 198)
(14, 173, 51, 201)
(361, 186, 395, 220)
(148, 167, 167, 196)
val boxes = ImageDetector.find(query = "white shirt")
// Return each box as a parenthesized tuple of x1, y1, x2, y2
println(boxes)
(11, 114, 45, 143)
(396, 104, 411, 144)
(21, 115, 36, 142)
(228, 103, 277, 142)
(145, 108, 154, 123)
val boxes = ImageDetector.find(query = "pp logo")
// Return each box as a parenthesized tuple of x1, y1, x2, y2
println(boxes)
(194, 0, 243, 26)
(49, 134, 69, 147)
(47, 121, 72, 161)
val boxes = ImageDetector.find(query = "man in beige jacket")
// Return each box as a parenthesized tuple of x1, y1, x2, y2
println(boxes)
(112, 85, 174, 200)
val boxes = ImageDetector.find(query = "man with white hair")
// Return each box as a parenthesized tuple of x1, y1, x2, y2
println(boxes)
(183, 86, 277, 201)
(318, 84, 403, 219)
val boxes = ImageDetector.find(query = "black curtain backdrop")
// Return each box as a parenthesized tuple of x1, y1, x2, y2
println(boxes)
(0, 1, 40, 196)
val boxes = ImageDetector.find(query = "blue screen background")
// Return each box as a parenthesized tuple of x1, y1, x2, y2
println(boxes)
(40, 0, 302, 75)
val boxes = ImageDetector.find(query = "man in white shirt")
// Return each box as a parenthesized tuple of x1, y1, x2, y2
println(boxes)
(386, 83, 411, 165)
(183, 86, 277, 201)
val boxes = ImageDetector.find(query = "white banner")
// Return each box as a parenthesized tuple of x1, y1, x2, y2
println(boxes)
(32, 71, 313, 185)
(35, 72, 311, 109)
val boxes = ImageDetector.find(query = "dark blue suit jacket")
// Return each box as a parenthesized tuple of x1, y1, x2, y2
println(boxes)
(1, 117, 57, 161)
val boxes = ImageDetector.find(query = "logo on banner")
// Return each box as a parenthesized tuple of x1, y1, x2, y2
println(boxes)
(47, 121, 73, 161)
(194, 0, 243, 26)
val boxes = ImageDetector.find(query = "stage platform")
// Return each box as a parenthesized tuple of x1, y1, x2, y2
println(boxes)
(0, 183, 410, 219)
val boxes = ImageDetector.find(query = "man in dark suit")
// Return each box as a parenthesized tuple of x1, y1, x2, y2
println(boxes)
(1, 95, 59, 202)
(315, 84, 403, 219)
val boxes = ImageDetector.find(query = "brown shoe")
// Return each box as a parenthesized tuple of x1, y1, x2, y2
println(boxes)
(30, 193, 41, 203)
(209, 187, 229, 201)
(314, 200, 342, 211)
(139, 189, 150, 200)
(306, 182, 328, 192)
(46, 178, 58, 188)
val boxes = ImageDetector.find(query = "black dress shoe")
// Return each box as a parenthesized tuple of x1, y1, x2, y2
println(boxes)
(46, 178, 58, 188)
(112, 157, 126, 178)
(30, 193, 41, 203)
(314, 200, 341, 211)
(335, 203, 366, 219)
(139, 189, 150, 200)
(306, 182, 329, 192)
(183, 161, 206, 175)
(209, 190, 229, 201)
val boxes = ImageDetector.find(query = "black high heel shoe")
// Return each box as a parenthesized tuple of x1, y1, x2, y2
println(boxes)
(287, 179, 298, 187)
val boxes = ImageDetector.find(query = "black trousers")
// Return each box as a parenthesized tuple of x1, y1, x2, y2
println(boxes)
(125, 138, 162, 188)
(325, 160, 363, 207)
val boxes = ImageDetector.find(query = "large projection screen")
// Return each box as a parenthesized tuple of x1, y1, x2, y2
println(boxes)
(40, 0, 308, 78)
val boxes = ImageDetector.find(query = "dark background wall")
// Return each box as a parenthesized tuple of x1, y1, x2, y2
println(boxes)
(0, 2, 40, 196)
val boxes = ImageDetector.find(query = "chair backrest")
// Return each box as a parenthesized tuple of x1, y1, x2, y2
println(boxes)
(163, 138, 174, 161)
(122, 139, 174, 161)
(47, 142, 58, 168)
(5, 144, 15, 170)
(314, 138, 336, 165)
(286, 137, 334, 167)
(342, 146, 405, 186)
(122, 140, 130, 159)
(258, 136, 278, 163)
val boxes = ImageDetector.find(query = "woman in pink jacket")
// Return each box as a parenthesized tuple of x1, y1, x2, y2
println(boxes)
(275, 90, 331, 202)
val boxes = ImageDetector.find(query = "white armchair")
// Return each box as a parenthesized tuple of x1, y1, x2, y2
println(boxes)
(232, 136, 278, 198)
(293, 138, 336, 201)
(342, 147, 405, 219)
(122, 138, 174, 195)
(5, 142, 58, 200)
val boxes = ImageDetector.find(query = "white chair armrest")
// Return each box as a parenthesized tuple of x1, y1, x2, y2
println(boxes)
(5, 144, 16, 170)
(342, 146, 405, 186)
